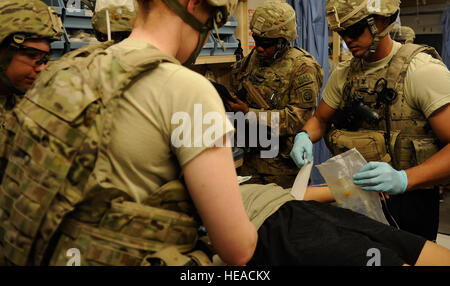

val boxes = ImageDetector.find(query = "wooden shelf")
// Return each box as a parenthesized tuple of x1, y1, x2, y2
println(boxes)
(194, 55, 236, 65)
(193, 0, 247, 66)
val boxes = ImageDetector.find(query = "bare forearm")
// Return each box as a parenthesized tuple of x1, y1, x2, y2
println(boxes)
(303, 186, 335, 203)
(183, 145, 257, 265)
(302, 115, 328, 143)
(301, 100, 335, 143)
(405, 144, 450, 191)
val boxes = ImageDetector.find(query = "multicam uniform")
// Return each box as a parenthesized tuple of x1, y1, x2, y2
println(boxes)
(324, 0, 450, 241)
(231, 1, 323, 188)
(0, 0, 237, 266)
(0, 0, 63, 182)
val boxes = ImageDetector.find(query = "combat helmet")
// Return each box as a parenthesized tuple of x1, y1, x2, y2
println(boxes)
(160, 0, 238, 65)
(326, 0, 400, 57)
(91, 0, 138, 42)
(250, 0, 298, 42)
(0, 0, 64, 46)
(390, 26, 415, 44)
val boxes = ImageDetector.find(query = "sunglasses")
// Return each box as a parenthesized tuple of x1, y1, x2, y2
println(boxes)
(252, 35, 278, 49)
(13, 44, 51, 67)
(338, 19, 369, 39)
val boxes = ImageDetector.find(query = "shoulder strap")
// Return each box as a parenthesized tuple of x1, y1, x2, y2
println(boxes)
(99, 44, 178, 104)
(27, 42, 178, 123)
(386, 43, 442, 89)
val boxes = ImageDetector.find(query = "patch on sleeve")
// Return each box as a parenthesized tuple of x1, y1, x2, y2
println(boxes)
(295, 75, 314, 89)
(302, 89, 314, 103)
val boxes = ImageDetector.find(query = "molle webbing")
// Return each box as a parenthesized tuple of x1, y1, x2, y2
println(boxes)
(329, 44, 442, 169)
(386, 43, 442, 95)
(49, 197, 199, 266)
(0, 43, 185, 265)
(0, 96, 88, 265)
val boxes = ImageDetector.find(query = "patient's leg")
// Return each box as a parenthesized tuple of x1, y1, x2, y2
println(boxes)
(303, 187, 450, 266)
(414, 241, 450, 266)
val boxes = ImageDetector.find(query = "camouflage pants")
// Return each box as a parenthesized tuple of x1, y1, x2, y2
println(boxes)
(238, 150, 299, 189)
(238, 160, 297, 189)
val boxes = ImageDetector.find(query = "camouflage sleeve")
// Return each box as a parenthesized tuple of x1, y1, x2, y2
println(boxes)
(230, 53, 251, 93)
(251, 59, 324, 137)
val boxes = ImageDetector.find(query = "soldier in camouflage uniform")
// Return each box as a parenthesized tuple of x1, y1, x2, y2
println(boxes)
(0, 0, 63, 101)
(291, 0, 450, 241)
(227, 0, 324, 189)
(0, 0, 63, 182)
(390, 25, 416, 44)
(0, 0, 258, 266)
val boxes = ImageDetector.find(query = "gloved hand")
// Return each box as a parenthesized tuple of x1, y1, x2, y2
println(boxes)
(290, 131, 313, 168)
(353, 162, 408, 195)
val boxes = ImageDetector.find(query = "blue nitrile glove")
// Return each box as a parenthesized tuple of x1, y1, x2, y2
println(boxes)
(353, 162, 408, 195)
(290, 131, 313, 168)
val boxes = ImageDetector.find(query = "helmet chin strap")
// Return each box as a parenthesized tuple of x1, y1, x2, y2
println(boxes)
(161, 0, 221, 66)
(361, 15, 397, 60)
(260, 38, 289, 66)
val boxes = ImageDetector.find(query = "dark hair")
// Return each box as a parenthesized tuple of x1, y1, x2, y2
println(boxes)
(137, 0, 155, 14)
(0, 35, 13, 50)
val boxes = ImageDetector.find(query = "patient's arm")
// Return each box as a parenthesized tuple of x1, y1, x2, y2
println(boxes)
(303, 186, 335, 203)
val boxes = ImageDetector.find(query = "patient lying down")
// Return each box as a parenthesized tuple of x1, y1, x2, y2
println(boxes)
(236, 183, 450, 266)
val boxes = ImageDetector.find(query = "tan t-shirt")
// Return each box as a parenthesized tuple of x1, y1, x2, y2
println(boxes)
(95, 38, 234, 203)
(323, 41, 450, 118)
(240, 184, 295, 230)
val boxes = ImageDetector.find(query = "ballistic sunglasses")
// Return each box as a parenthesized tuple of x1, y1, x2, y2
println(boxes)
(13, 44, 51, 67)
(252, 35, 279, 49)
(338, 18, 369, 39)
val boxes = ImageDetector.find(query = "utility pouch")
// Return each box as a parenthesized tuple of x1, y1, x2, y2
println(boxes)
(411, 138, 440, 165)
(326, 128, 400, 163)
(49, 196, 199, 266)
(141, 247, 213, 266)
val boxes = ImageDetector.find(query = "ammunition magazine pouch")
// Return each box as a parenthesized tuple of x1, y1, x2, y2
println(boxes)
(326, 128, 400, 163)
(394, 136, 440, 170)
(326, 128, 440, 171)
(49, 197, 209, 266)
(141, 247, 213, 266)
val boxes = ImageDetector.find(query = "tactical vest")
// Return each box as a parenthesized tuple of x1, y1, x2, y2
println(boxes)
(232, 46, 320, 110)
(0, 90, 26, 184)
(0, 41, 209, 266)
(0, 42, 113, 184)
(231, 47, 322, 176)
(326, 44, 442, 170)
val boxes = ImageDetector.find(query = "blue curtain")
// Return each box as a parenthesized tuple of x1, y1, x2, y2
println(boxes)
(442, 4, 450, 69)
(286, 0, 331, 185)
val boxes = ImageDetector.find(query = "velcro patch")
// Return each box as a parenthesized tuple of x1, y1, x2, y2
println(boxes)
(302, 89, 314, 103)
